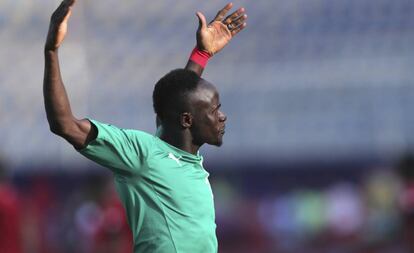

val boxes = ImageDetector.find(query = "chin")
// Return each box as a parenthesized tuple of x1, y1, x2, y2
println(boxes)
(212, 138, 223, 147)
(206, 139, 223, 147)
(213, 142, 223, 147)
(205, 135, 224, 147)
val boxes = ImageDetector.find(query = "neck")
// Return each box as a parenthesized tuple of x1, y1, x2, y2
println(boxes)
(159, 126, 200, 155)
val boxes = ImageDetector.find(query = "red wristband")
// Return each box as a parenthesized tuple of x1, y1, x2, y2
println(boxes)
(189, 47, 211, 68)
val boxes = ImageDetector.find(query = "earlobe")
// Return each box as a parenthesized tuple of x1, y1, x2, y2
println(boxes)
(180, 112, 193, 129)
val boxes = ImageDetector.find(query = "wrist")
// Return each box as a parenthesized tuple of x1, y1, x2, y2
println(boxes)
(189, 47, 211, 68)
(44, 46, 58, 54)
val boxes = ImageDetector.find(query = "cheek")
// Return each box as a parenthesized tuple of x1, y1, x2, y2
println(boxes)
(192, 117, 211, 137)
(206, 115, 220, 130)
(193, 113, 219, 136)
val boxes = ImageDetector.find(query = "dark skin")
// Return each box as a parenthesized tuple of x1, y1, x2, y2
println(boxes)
(186, 2, 247, 75)
(44, 0, 245, 153)
(160, 80, 227, 154)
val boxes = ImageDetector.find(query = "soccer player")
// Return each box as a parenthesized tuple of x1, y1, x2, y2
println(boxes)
(43, 0, 247, 252)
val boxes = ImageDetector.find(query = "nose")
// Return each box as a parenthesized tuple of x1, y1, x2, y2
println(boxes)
(219, 110, 227, 122)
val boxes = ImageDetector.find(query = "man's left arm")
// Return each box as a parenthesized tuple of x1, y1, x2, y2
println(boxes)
(185, 3, 247, 76)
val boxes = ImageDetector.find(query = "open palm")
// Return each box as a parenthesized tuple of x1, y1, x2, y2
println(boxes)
(45, 0, 75, 51)
(196, 3, 247, 56)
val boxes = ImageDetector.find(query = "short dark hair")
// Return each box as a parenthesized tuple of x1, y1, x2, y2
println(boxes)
(153, 69, 201, 121)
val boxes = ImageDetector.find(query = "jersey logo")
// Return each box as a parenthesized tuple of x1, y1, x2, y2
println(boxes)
(168, 153, 182, 166)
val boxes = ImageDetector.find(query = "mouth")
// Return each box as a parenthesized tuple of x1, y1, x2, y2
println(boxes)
(219, 127, 226, 135)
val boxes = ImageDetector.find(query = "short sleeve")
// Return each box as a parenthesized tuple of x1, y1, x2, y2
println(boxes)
(77, 119, 155, 175)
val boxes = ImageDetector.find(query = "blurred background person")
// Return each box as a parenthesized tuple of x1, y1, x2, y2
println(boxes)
(0, 157, 23, 253)
(397, 154, 414, 252)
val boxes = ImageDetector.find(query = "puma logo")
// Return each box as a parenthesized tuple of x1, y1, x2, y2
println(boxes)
(168, 153, 182, 166)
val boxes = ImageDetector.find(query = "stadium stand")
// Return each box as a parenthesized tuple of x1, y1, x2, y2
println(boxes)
(1, 0, 414, 169)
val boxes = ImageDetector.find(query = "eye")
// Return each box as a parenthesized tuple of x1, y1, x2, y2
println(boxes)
(210, 103, 221, 116)
(213, 104, 221, 112)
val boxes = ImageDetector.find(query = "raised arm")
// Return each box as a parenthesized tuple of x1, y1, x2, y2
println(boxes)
(185, 3, 247, 76)
(43, 0, 96, 149)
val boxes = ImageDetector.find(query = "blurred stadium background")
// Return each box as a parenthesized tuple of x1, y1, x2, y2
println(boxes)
(1, 0, 414, 252)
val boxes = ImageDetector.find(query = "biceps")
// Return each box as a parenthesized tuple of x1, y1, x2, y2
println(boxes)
(61, 118, 97, 149)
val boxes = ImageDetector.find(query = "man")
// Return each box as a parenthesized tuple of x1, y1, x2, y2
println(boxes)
(43, 0, 247, 252)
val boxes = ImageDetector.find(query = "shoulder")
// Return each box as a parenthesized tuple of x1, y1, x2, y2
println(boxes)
(90, 119, 154, 140)
(86, 119, 157, 152)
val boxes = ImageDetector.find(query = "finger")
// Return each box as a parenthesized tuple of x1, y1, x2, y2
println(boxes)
(196, 12, 207, 31)
(51, 0, 76, 23)
(231, 22, 247, 36)
(223, 7, 245, 25)
(55, 0, 75, 16)
(229, 14, 247, 29)
(62, 7, 73, 24)
(212, 2, 233, 22)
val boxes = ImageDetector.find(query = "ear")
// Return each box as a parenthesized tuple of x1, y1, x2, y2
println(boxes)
(180, 112, 193, 129)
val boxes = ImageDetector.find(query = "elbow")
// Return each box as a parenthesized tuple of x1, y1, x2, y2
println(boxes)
(46, 118, 90, 149)
(48, 120, 68, 136)
(49, 124, 63, 136)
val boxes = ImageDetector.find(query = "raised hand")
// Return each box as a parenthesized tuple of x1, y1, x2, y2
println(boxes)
(45, 0, 76, 51)
(196, 3, 247, 56)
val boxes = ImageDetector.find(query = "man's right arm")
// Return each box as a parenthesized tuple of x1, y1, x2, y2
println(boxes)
(43, 0, 96, 149)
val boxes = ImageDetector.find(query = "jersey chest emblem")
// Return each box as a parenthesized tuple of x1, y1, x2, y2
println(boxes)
(168, 153, 182, 166)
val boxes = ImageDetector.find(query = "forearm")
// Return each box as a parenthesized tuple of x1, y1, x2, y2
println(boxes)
(43, 49, 75, 133)
(185, 47, 211, 76)
(43, 0, 95, 148)
(185, 60, 204, 76)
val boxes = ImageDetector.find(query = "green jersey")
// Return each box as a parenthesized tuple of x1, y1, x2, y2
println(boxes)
(78, 120, 218, 253)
